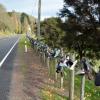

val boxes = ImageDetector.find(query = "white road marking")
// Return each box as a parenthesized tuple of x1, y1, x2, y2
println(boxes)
(0, 37, 20, 67)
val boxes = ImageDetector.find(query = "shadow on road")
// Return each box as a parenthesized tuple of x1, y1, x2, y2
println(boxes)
(0, 45, 18, 100)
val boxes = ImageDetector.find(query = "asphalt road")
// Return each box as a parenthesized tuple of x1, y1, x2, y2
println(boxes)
(0, 35, 20, 100)
(0, 45, 18, 100)
(0, 35, 20, 64)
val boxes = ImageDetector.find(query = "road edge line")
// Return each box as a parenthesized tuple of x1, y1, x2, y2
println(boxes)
(0, 37, 20, 68)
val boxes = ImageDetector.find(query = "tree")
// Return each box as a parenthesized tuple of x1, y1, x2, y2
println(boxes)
(9, 11, 19, 33)
(0, 4, 16, 32)
(20, 13, 31, 34)
(41, 17, 65, 48)
(59, 0, 100, 59)
(30, 18, 36, 34)
(0, 4, 35, 34)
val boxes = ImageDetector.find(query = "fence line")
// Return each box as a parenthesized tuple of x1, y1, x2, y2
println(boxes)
(27, 36, 98, 100)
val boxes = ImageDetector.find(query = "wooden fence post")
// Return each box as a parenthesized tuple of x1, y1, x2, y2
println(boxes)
(43, 52, 46, 64)
(47, 57, 50, 75)
(55, 59, 58, 80)
(69, 60, 77, 100)
(80, 75, 85, 100)
(61, 71, 64, 89)
(69, 69, 75, 100)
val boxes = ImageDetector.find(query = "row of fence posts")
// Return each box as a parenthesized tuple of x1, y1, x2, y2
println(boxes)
(33, 48, 78, 100)
(25, 38, 86, 100)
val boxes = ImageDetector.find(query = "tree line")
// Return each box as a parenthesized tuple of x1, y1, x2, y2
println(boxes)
(0, 4, 36, 34)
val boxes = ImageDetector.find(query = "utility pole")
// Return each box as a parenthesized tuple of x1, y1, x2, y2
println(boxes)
(37, 0, 41, 39)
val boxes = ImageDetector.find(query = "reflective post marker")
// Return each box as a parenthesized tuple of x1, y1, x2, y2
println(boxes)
(25, 41, 27, 52)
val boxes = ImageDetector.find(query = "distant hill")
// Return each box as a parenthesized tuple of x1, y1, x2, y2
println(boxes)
(0, 3, 36, 34)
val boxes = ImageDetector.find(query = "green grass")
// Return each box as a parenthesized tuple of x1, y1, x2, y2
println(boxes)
(17, 35, 29, 74)
(41, 89, 68, 100)
(49, 59, 56, 78)
(18, 34, 31, 49)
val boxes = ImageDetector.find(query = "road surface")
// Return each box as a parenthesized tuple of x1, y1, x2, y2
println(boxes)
(0, 35, 20, 100)
(0, 35, 20, 67)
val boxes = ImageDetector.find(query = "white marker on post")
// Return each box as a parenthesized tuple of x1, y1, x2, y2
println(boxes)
(25, 41, 27, 52)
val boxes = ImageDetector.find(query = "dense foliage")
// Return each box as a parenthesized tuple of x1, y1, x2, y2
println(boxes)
(41, 17, 65, 48)
(59, 0, 100, 59)
(0, 4, 15, 32)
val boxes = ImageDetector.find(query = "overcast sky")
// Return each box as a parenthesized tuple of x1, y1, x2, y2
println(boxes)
(0, 0, 64, 20)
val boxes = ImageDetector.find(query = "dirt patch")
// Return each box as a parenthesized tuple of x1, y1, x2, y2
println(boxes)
(22, 48, 49, 100)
